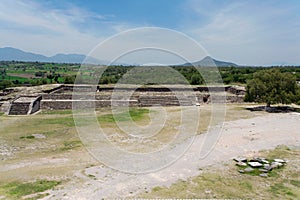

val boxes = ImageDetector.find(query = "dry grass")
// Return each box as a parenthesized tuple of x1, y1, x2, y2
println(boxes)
(139, 145, 300, 199)
(0, 104, 270, 198)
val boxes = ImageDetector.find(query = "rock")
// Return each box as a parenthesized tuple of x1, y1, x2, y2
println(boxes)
(248, 162, 263, 168)
(271, 162, 283, 169)
(249, 157, 262, 162)
(263, 163, 270, 168)
(254, 157, 269, 164)
(261, 159, 269, 164)
(265, 166, 273, 171)
(250, 157, 266, 163)
(244, 167, 254, 172)
(274, 159, 285, 163)
(31, 134, 46, 139)
(259, 168, 268, 173)
(249, 157, 260, 162)
(238, 170, 245, 173)
(236, 162, 247, 167)
(233, 157, 247, 163)
(205, 190, 211, 194)
(259, 173, 268, 177)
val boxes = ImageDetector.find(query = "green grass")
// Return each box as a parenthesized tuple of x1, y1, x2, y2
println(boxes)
(20, 135, 35, 139)
(0, 75, 30, 82)
(39, 110, 73, 115)
(269, 182, 296, 198)
(36, 108, 150, 127)
(290, 180, 300, 187)
(38, 117, 75, 127)
(61, 140, 82, 151)
(98, 108, 150, 123)
(1, 180, 60, 199)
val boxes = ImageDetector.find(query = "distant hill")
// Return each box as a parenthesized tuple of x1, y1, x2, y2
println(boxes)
(0, 47, 239, 66)
(182, 56, 238, 67)
(0, 47, 105, 64)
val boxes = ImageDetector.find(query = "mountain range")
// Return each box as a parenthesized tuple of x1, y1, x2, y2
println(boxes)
(0, 47, 238, 66)
(0, 47, 105, 64)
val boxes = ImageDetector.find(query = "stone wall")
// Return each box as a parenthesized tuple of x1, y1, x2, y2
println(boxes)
(226, 95, 245, 103)
(227, 86, 246, 95)
(41, 100, 73, 110)
(3, 85, 246, 112)
(8, 102, 31, 115)
(29, 96, 42, 114)
(40, 85, 246, 110)
(41, 99, 140, 110)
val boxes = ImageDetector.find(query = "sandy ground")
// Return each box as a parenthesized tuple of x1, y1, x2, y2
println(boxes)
(41, 111, 300, 199)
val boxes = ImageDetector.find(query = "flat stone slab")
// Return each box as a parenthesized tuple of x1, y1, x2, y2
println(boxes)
(270, 162, 283, 169)
(249, 158, 261, 162)
(14, 96, 38, 103)
(244, 167, 254, 172)
(274, 159, 286, 163)
(236, 162, 247, 167)
(259, 173, 268, 177)
(261, 159, 269, 164)
(263, 164, 270, 169)
(233, 157, 247, 163)
(259, 168, 268, 173)
(32, 134, 46, 139)
(248, 162, 263, 168)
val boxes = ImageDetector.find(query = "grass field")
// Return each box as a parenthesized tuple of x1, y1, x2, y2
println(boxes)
(0, 104, 284, 199)
(1, 75, 30, 82)
(0, 180, 61, 200)
(0, 107, 156, 199)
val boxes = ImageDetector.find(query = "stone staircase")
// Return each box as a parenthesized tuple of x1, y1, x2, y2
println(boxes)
(8, 102, 31, 115)
(139, 95, 195, 107)
(8, 95, 42, 115)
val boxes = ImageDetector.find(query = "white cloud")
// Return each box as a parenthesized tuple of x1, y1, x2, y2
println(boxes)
(0, 0, 207, 64)
(183, 0, 300, 65)
(1, 0, 299, 65)
(0, 0, 133, 56)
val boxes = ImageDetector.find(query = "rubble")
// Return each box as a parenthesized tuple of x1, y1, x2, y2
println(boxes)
(233, 157, 286, 177)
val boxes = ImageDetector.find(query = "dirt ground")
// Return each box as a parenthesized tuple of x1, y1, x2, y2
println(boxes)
(0, 104, 299, 199)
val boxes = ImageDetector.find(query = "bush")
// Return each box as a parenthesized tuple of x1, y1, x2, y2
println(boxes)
(63, 76, 75, 84)
(0, 80, 13, 90)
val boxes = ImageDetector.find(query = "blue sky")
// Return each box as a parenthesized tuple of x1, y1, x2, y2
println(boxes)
(0, 0, 300, 65)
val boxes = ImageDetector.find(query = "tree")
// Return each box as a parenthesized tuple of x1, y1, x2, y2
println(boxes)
(190, 74, 202, 85)
(245, 68, 298, 107)
(54, 74, 60, 83)
(0, 80, 13, 90)
(35, 71, 45, 77)
(63, 76, 75, 84)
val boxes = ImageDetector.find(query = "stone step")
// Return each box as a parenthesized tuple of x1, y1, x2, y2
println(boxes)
(8, 102, 31, 115)
(8, 95, 42, 115)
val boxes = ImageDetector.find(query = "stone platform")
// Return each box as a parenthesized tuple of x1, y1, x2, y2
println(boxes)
(1, 84, 245, 115)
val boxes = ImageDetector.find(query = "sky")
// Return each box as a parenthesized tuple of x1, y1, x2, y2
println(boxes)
(0, 0, 300, 65)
